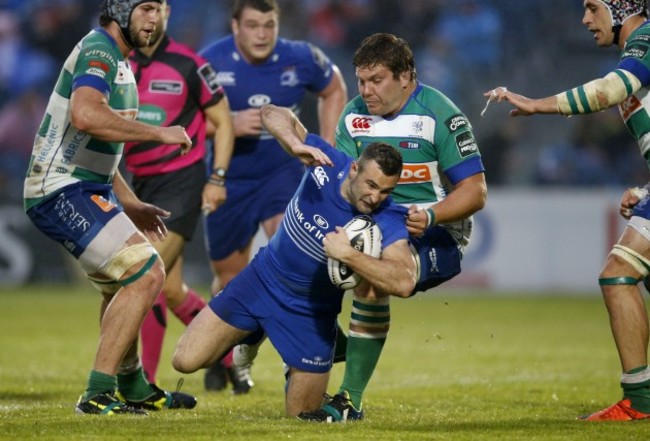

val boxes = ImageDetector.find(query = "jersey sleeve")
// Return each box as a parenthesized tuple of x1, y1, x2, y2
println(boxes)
(72, 40, 117, 96)
(434, 95, 485, 184)
(194, 58, 225, 109)
(375, 204, 409, 249)
(618, 33, 650, 87)
(303, 42, 336, 94)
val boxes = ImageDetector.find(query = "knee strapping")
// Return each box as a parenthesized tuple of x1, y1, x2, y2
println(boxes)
(88, 243, 158, 292)
(599, 245, 650, 286)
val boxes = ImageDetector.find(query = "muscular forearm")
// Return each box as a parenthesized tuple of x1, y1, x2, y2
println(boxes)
(70, 88, 163, 143)
(260, 104, 307, 155)
(433, 173, 486, 224)
(207, 99, 235, 171)
(341, 242, 416, 298)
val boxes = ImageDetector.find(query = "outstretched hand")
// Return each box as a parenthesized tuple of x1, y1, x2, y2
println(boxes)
(123, 200, 170, 242)
(293, 143, 334, 167)
(482, 86, 538, 117)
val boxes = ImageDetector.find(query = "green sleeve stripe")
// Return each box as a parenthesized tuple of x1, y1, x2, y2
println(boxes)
(566, 91, 580, 114)
(614, 69, 633, 95)
(577, 86, 592, 113)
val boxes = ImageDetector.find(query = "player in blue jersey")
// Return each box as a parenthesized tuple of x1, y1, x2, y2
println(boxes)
(199, 0, 347, 393)
(485, 0, 650, 422)
(299, 33, 487, 423)
(24, 0, 195, 415)
(172, 104, 416, 417)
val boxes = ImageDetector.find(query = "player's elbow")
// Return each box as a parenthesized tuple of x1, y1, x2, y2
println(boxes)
(392, 274, 416, 298)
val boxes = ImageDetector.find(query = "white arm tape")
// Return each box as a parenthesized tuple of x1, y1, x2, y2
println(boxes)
(556, 70, 641, 115)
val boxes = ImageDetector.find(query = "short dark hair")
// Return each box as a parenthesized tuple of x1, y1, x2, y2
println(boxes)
(358, 142, 403, 178)
(231, 0, 279, 20)
(353, 33, 417, 82)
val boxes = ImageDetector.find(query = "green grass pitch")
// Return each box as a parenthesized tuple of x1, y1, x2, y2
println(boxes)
(1, 285, 649, 440)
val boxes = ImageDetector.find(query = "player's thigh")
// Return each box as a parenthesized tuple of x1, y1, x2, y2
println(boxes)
(152, 230, 185, 270)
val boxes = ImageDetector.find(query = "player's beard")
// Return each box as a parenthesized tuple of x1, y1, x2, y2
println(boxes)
(129, 24, 152, 49)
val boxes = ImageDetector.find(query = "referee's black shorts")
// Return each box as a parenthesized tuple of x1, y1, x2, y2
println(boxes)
(132, 160, 206, 241)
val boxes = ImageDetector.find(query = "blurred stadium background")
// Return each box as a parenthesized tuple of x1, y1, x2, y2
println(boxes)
(0, 0, 645, 292)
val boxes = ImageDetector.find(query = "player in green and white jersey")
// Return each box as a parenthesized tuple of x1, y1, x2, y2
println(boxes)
(484, 0, 650, 423)
(298, 33, 487, 422)
(24, 0, 195, 415)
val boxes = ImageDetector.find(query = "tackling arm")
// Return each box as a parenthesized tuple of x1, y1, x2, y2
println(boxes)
(260, 104, 332, 167)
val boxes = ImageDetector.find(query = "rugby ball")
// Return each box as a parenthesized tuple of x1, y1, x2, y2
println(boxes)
(327, 215, 383, 290)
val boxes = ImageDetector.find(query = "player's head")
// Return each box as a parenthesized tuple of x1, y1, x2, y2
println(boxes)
(353, 33, 417, 118)
(100, 0, 163, 48)
(146, 0, 170, 48)
(586, 0, 648, 45)
(231, 0, 280, 64)
(347, 142, 402, 214)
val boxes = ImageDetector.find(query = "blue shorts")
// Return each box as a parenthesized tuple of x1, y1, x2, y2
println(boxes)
(410, 225, 462, 295)
(25, 181, 137, 274)
(209, 259, 337, 373)
(204, 161, 303, 260)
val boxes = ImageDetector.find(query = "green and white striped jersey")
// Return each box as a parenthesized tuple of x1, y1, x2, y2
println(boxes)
(336, 83, 483, 206)
(24, 29, 138, 211)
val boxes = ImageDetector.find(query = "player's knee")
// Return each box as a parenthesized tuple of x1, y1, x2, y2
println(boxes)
(171, 344, 196, 374)
(88, 242, 163, 294)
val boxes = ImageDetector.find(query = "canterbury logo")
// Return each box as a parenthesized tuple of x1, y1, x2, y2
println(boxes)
(91, 195, 116, 213)
(351, 117, 372, 129)
(313, 166, 329, 187)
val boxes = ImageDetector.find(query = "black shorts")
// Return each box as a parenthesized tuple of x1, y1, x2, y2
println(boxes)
(132, 161, 205, 240)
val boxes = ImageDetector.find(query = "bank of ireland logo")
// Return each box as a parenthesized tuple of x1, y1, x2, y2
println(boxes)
(313, 214, 329, 229)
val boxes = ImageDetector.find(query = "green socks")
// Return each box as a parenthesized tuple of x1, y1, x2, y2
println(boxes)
(622, 366, 650, 413)
(339, 334, 386, 410)
(117, 366, 155, 401)
(82, 370, 117, 401)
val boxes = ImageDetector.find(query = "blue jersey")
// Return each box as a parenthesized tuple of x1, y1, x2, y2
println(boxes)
(200, 36, 335, 181)
(251, 134, 408, 316)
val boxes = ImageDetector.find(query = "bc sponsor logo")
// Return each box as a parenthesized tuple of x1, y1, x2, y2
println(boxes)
(455, 132, 478, 158)
(445, 114, 468, 132)
(400, 164, 431, 183)
(619, 94, 642, 121)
